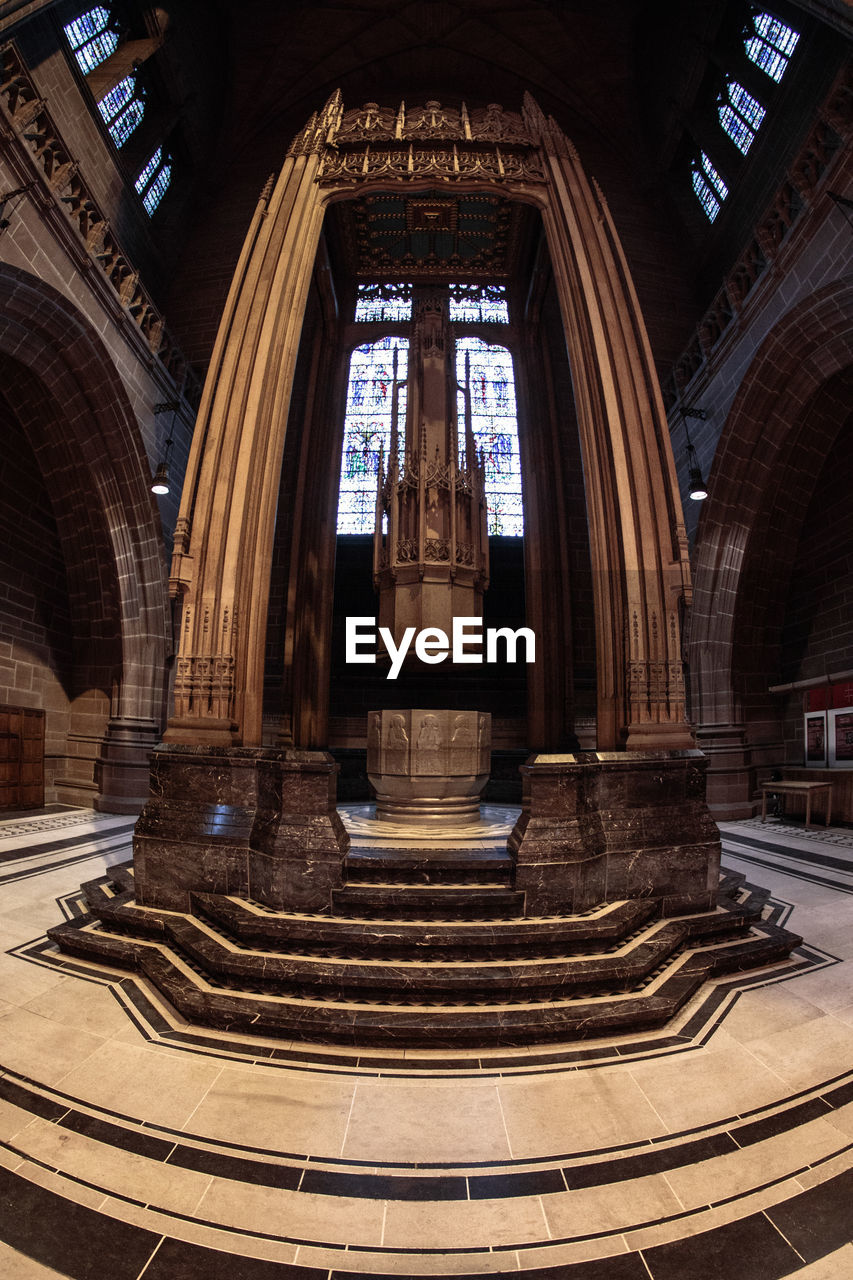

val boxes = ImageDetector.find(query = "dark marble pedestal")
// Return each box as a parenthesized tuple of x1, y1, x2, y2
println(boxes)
(133, 745, 348, 912)
(510, 750, 720, 917)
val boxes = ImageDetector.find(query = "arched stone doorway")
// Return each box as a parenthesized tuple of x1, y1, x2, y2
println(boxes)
(690, 277, 853, 818)
(0, 265, 171, 811)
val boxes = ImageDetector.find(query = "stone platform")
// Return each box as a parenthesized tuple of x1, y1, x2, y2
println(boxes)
(48, 800, 801, 1047)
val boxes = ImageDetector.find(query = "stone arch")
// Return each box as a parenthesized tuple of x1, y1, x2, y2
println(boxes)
(689, 276, 853, 816)
(167, 94, 693, 752)
(0, 264, 171, 810)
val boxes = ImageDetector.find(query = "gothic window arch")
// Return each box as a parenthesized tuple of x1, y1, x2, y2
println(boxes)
(98, 73, 145, 146)
(337, 335, 410, 534)
(135, 146, 172, 214)
(745, 11, 800, 82)
(689, 9, 800, 221)
(692, 151, 729, 221)
(455, 337, 522, 536)
(63, 7, 119, 74)
(718, 80, 766, 154)
(336, 285, 522, 536)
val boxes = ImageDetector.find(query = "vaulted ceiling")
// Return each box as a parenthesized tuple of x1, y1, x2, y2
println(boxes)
(146, 0, 849, 370)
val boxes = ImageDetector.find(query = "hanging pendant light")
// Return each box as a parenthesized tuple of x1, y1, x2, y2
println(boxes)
(681, 407, 708, 502)
(151, 460, 170, 495)
(150, 399, 180, 496)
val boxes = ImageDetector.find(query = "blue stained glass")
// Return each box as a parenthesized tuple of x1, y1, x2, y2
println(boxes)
(73, 30, 119, 73)
(64, 7, 118, 72)
(108, 99, 144, 146)
(729, 82, 765, 129)
(98, 74, 134, 122)
(755, 12, 799, 56)
(692, 171, 721, 221)
(135, 147, 162, 193)
(700, 151, 728, 198)
(745, 38, 786, 81)
(718, 81, 765, 154)
(355, 283, 412, 322)
(64, 8, 111, 47)
(99, 74, 145, 146)
(692, 151, 728, 221)
(746, 13, 800, 81)
(456, 337, 523, 536)
(142, 161, 171, 213)
(449, 283, 509, 323)
(337, 337, 409, 534)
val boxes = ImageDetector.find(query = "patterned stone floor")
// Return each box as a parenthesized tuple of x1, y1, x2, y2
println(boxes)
(0, 807, 852, 1278)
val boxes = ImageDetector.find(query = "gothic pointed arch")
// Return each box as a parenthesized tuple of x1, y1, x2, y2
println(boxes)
(0, 263, 171, 809)
(166, 93, 694, 752)
(689, 275, 853, 815)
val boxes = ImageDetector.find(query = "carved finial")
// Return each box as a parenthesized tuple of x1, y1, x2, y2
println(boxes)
(287, 111, 316, 156)
(286, 93, 343, 157)
(522, 91, 547, 141)
(319, 88, 344, 143)
(259, 172, 276, 203)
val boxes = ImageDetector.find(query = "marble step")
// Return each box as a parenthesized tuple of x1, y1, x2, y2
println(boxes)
(58, 872, 768, 1002)
(329, 882, 526, 918)
(78, 872, 762, 960)
(46, 914, 802, 1045)
(193, 891, 660, 955)
(342, 846, 513, 885)
(90, 910, 761, 999)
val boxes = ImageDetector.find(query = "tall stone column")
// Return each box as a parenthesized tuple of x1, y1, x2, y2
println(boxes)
(522, 95, 694, 751)
(165, 95, 340, 746)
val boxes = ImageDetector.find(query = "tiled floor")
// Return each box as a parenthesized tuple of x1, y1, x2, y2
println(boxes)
(0, 807, 852, 1278)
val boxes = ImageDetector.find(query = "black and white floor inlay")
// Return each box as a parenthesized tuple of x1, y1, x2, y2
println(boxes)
(0, 807, 852, 1278)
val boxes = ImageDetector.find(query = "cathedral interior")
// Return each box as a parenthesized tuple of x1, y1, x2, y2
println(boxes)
(1, 1, 853, 1277)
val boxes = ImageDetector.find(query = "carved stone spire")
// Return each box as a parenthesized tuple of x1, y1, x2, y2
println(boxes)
(373, 287, 488, 647)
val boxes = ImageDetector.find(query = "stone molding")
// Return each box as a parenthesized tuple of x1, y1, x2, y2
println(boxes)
(664, 62, 853, 408)
(0, 40, 200, 406)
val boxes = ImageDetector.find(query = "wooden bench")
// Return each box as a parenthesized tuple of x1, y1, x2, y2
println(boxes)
(759, 780, 833, 828)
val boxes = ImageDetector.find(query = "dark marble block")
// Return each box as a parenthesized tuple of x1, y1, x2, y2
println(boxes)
(133, 746, 348, 912)
(509, 751, 720, 916)
(249, 754, 349, 911)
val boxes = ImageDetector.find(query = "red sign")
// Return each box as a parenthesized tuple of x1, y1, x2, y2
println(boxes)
(807, 682, 853, 711)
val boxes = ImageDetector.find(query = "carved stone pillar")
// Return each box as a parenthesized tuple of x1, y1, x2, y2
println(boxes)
(94, 717, 160, 814)
(373, 288, 489, 645)
(522, 94, 694, 751)
(165, 95, 341, 746)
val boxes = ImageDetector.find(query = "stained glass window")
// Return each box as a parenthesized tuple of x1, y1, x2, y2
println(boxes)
(135, 147, 172, 214)
(135, 148, 161, 192)
(64, 7, 119, 74)
(337, 336, 409, 534)
(718, 81, 766, 154)
(456, 337, 523, 536)
(692, 151, 728, 221)
(449, 283, 509, 324)
(354, 283, 412, 322)
(98, 73, 145, 146)
(746, 12, 800, 82)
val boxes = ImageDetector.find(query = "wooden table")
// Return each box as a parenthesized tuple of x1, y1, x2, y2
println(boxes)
(760, 780, 833, 828)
